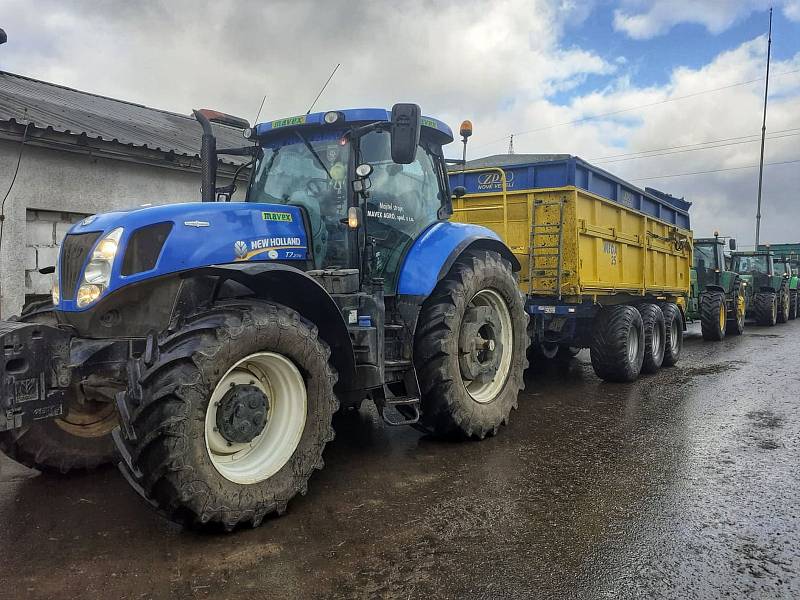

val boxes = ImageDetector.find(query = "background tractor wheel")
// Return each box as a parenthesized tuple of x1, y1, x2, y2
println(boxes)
(790, 291, 798, 320)
(754, 292, 777, 326)
(659, 303, 683, 367)
(637, 303, 665, 374)
(0, 302, 118, 473)
(113, 300, 338, 530)
(777, 288, 790, 324)
(700, 291, 727, 341)
(414, 250, 528, 440)
(727, 282, 746, 335)
(589, 305, 645, 383)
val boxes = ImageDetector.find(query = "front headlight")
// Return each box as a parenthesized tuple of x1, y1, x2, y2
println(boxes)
(77, 227, 123, 308)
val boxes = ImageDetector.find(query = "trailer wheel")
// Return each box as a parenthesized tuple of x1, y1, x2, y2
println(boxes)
(727, 282, 746, 335)
(700, 291, 727, 341)
(660, 303, 683, 367)
(113, 300, 338, 530)
(637, 303, 665, 374)
(777, 287, 790, 324)
(589, 305, 645, 383)
(0, 302, 118, 473)
(414, 250, 528, 439)
(754, 292, 777, 326)
(790, 291, 798, 320)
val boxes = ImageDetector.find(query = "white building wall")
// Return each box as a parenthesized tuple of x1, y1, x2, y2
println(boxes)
(0, 139, 242, 317)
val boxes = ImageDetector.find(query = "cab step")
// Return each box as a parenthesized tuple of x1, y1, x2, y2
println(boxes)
(380, 396, 420, 426)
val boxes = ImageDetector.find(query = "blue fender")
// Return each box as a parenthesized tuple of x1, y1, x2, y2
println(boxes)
(397, 222, 520, 297)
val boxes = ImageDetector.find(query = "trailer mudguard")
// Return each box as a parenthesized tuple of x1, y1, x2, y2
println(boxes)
(397, 221, 520, 298)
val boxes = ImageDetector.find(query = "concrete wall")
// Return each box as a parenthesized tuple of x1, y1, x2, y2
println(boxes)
(0, 139, 242, 317)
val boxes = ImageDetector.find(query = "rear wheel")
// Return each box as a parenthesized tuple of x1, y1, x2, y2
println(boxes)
(754, 292, 777, 326)
(660, 303, 683, 367)
(589, 305, 644, 383)
(727, 282, 746, 335)
(414, 250, 528, 439)
(637, 303, 665, 374)
(0, 302, 119, 473)
(777, 287, 790, 324)
(700, 291, 727, 341)
(113, 300, 338, 530)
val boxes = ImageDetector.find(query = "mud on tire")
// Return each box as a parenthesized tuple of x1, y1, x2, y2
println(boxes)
(414, 250, 528, 439)
(659, 303, 683, 367)
(113, 300, 338, 530)
(700, 291, 727, 341)
(590, 305, 645, 383)
(637, 303, 665, 374)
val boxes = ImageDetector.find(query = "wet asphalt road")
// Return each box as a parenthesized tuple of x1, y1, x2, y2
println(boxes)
(1, 320, 799, 600)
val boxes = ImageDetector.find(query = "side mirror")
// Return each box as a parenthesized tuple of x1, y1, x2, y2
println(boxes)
(452, 186, 466, 199)
(390, 103, 421, 165)
(729, 238, 737, 250)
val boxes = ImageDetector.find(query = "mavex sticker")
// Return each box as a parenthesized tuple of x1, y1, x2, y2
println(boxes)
(262, 211, 293, 222)
(477, 171, 514, 190)
(271, 115, 306, 128)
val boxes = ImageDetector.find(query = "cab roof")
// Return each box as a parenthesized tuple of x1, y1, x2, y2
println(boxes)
(253, 108, 454, 144)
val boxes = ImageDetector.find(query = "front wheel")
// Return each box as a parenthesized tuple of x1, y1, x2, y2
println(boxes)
(114, 300, 338, 530)
(754, 292, 777, 326)
(414, 250, 528, 439)
(727, 282, 746, 335)
(777, 288, 791, 324)
(790, 291, 798, 320)
(700, 291, 727, 341)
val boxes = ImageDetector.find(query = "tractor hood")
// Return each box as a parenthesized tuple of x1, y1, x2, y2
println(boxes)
(57, 202, 309, 312)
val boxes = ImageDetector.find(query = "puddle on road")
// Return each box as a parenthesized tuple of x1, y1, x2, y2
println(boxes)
(745, 333, 782, 339)
(746, 410, 784, 429)
(679, 360, 746, 378)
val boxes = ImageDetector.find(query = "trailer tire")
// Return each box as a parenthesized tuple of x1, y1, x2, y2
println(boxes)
(0, 302, 118, 473)
(700, 291, 727, 341)
(414, 250, 528, 439)
(589, 305, 645, 383)
(754, 292, 777, 326)
(727, 281, 746, 335)
(790, 291, 798, 320)
(777, 287, 790, 324)
(637, 303, 665, 374)
(660, 303, 683, 367)
(113, 300, 338, 530)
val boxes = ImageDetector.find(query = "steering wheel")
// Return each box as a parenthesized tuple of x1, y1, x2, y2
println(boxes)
(306, 178, 329, 196)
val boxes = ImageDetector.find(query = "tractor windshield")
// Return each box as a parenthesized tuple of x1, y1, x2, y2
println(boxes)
(247, 129, 350, 268)
(693, 244, 717, 271)
(357, 130, 447, 292)
(732, 254, 769, 275)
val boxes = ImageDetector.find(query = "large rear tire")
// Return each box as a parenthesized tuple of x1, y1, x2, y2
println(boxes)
(660, 303, 683, 367)
(113, 300, 338, 530)
(589, 305, 645, 383)
(727, 281, 746, 335)
(414, 250, 528, 439)
(754, 292, 777, 326)
(637, 303, 665, 374)
(777, 287, 790, 324)
(0, 302, 119, 473)
(700, 291, 726, 341)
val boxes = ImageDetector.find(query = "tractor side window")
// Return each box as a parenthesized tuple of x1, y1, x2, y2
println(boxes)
(693, 245, 715, 271)
(359, 131, 444, 292)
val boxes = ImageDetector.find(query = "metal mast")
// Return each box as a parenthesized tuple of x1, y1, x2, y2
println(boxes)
(755, 7, 773, 247)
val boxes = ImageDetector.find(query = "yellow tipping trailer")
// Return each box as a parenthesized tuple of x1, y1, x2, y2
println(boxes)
(448, 155, 692, 382)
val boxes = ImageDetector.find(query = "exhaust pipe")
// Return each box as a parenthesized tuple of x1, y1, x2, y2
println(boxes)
(193, 109, 217, 202)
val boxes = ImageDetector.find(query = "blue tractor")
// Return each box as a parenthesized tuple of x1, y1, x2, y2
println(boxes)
(0, 105, 528, 529)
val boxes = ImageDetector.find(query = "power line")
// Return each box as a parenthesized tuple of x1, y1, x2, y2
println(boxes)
(474, 67, 800, 150)
(630, 158, 800, 181)
(589, 128, 800, 161)
(592, 130, 800, 164)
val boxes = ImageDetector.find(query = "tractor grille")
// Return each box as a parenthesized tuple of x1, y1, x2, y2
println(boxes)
(59, 232, 101, 301)
(121, 222, 172, 276)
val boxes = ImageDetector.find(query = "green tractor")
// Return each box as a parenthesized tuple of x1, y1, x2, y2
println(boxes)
(686, 234, 746, 340)
(731, 249, 791, 326)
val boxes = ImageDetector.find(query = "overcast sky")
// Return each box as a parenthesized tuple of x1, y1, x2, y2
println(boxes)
(1, 0, 799, 245)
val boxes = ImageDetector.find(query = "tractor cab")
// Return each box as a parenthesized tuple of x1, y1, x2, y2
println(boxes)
(244, 108, 455, 292)
(693, 235, 734, 289)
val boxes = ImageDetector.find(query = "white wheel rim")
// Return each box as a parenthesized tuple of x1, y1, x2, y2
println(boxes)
(204, 352, 307, 485)
(652, 318, 663, 356)
(627, 325, 640, 365)
(669, 319, 678, 348)
(463, 288, 514, 404)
